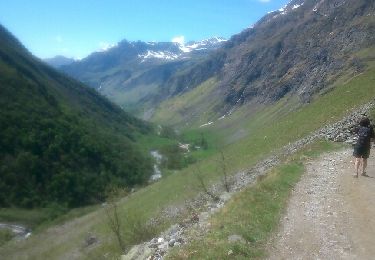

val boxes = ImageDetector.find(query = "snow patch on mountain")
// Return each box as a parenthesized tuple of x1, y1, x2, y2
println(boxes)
(292, 4, 303, 9)
(138, 37, 226, 61)
(98, 42, 118, 52)
(199, 121, 214, 128)
(179, 37, 227, 53)
(269, 1, 304, 17)
(138, 50, 179, 61)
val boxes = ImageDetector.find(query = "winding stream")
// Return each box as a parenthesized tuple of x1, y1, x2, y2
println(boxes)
(150, 150, 163, 181)
(0, 223, 31, 240)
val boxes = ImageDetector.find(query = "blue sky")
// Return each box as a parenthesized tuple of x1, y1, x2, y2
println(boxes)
(0, 0, 289, 59)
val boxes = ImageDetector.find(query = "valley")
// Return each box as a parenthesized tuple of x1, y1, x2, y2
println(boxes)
(0, 0, 374, 259)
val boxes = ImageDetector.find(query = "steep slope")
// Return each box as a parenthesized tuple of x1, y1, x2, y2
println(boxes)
(0, 25, 153, 208)
(153, 0, 375, 126)
(59, 38, 226, 115)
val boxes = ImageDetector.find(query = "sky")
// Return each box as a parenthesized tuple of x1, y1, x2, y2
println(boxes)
(0, 0, 290, 59)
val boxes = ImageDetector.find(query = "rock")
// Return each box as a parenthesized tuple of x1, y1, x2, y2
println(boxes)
(149, 241, 159, 248)
(157, 237, 164, 243)
(219, 192, 232, 202)
(83, 233, 98, 247)
(228, 234, 246, 243)
(168, 238, 176, 247)
(158, 241, 169, 251)
(167, 224, 180, 236)
(199, 212, 210, 222)
(122, 243, 154, 260)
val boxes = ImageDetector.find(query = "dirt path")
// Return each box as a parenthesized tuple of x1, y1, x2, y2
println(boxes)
(268, 148, 375, 260)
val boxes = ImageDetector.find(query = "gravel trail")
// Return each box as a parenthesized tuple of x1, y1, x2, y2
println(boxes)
(268, 148, 375, 260)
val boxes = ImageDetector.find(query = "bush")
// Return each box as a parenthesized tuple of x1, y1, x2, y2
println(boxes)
(0, 229, 14, 246)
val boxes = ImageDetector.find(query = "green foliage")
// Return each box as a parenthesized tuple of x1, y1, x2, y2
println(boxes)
(122, 209, 159, 245)
(0, 25, 153, 208)
(159, 145, 185, 170)
(0, 229, 14, 247)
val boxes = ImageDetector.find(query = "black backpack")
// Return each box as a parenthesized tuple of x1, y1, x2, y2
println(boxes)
(357, 126, 372, 145)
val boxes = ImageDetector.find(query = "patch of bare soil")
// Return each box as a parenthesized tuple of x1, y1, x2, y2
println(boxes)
(268, 149, 375, 259)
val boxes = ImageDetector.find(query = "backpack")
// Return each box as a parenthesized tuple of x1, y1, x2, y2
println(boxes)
(357, 126, 372, 146)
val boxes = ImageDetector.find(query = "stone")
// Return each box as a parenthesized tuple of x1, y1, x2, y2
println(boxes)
(199, 212, 210, 222)
(228, 234, 246, 243)
(122, 244, 153, 260)
(167, 224, 180, 236)
(158, 242, 169, 251)
(219, 192, 232, 202)
(83, 233, 98, 247)
(168, 238, 176, 247)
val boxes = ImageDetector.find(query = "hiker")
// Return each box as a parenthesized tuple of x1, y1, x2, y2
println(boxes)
(353, 116, 375, 177)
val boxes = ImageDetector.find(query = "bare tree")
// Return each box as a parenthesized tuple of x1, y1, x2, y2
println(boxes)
(194, 164, 219, 201)
(104, 189, 125, 251)
(219, 150, 231, 192)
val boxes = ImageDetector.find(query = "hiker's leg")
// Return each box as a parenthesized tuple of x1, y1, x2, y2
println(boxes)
(354, 157, 361, 177)
(363, 158, 368, 174)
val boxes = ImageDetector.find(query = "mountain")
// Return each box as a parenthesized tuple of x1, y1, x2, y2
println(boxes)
(152, 0, 375, 126)
(59, 37, 226, 115)
(44, 55, 75, 68)
(0, 24, 153, 208)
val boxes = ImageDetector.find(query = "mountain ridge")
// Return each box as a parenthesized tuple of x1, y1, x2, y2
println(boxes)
(44, 55, 75, 68)
(0, 24, 153, 208)
(152, 0, 375, 126)
(57, 37, 226, 114)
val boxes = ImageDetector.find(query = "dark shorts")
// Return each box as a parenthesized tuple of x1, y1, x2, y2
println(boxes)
(353, 145, 371, 159)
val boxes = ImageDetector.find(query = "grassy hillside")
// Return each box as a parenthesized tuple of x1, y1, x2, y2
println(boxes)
(0, 24, 153, 208)
(152, 78, 222, 128)
(167, 140, 343, 259)
(1, 54, 374, 258)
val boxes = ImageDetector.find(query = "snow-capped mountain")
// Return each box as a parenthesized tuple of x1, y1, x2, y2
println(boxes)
(58, 36, 226, 115)
(137, 37, 227, 62)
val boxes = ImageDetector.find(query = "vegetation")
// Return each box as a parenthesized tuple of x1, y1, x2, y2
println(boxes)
(0, 4, 374, 257)
(0, 25, 153, 208)
(0, 229, 14, 247)
(1, 61, 373, 259)
(167, 141, 343, 259)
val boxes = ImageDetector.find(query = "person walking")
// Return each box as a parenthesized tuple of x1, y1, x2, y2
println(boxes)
(353, 116, 375, 177)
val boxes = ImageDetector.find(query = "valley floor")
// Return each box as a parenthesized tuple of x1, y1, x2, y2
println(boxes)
(268, 149, 375, 259)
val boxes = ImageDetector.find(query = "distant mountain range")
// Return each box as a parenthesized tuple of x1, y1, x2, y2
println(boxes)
(52, 0, 374, 124)
(44, 55, 75, 68)
(55, 37, 226, 115)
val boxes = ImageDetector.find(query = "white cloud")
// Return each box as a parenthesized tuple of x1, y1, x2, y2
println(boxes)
(98, 42, 117, 51)
(171, 35, 185, 45)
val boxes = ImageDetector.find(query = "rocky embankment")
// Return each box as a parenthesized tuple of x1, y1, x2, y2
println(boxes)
(123, 100, 374, 260)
